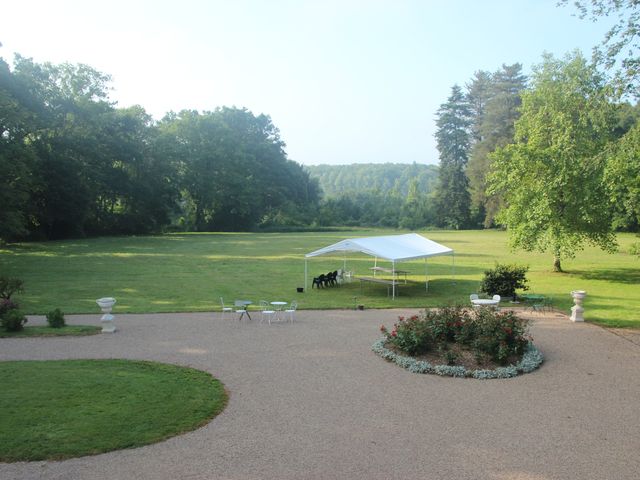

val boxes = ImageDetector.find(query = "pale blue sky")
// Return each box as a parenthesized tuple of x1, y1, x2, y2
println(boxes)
(0, 0, 613, 165)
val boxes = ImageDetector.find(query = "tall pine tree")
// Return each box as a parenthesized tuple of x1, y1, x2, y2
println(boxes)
(466, 64, 527, 227)
(434, 85, 472, 229)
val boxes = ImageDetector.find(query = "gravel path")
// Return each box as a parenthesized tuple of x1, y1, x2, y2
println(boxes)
(1, 308, 639, 480)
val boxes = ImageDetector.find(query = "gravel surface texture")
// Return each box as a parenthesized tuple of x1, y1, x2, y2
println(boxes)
(1, 308, 639, 480)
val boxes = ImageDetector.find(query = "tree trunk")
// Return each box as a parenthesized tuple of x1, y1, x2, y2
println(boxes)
(553, 255, 563, 272)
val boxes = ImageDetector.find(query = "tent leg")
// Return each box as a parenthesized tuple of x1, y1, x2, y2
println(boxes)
(392, 260, 395, 299)
(425, 258, 428, 292)
(304, 259, 308, 291)
(451, 253, 456, 284)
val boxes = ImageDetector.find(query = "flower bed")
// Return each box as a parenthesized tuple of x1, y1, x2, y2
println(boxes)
(373, 306, 543, 379)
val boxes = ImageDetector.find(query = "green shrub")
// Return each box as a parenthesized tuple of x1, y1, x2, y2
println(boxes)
(630, 242, 640, 256)
(479, 263, 529, 299)
(444, 350, 458, 366)
(1, 309, 28, 332)
(46, 308, 66, 328)
(0, 276, 24, 300)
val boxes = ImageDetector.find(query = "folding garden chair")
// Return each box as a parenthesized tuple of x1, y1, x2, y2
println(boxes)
(259, 300, 276, 325)
(219, 297, 233, 320)
(284, 301, 297, 322)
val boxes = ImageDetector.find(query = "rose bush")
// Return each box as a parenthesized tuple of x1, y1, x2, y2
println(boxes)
(379, 305, 531, 366)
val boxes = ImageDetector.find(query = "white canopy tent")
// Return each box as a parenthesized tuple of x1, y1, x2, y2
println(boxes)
(304, 233, 454, 299)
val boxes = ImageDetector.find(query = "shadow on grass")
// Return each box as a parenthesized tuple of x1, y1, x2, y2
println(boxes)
(572, 268, 640, 285)
(315, 278, 482, 300)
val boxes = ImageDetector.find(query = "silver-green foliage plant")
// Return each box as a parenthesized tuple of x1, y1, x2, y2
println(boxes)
(372, 337, 543, 379)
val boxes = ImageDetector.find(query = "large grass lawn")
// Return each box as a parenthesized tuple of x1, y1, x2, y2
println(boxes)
(0, 229, 638, 327)
(0, 360, 227, 462)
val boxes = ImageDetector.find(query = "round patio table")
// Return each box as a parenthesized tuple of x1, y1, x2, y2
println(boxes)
(270, 301, 288, 321)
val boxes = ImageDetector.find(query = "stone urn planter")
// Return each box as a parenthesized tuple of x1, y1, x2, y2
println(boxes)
(570, 290, 586, 322)
(96, 297, 117, 333)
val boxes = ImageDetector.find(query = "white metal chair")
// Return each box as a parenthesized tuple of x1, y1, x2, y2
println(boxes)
(259, 300, 276, 325)
(492, 294, 501, 310)
(284, 301, 297, 322)
(220, 297, 233, 320)
(470, 293, 480, 308)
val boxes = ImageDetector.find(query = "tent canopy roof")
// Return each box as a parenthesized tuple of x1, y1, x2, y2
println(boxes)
(305, 233, 453, 262)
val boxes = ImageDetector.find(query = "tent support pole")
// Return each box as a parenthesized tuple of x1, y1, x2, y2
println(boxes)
(304, 258, 308, 291)
(392, 260, 396, 299)
(451, 253, 456, 284)
(425, 258, 429, 292)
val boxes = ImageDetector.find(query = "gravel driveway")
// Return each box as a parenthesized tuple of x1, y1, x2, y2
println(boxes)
(1, 308, 639, 480)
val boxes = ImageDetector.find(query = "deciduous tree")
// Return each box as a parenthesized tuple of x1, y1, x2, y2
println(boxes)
(560, 0, 640, 95)
(488, 52, 618, 271)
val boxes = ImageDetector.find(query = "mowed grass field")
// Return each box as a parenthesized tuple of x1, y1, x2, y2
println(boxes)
(0, 229, 638, 328)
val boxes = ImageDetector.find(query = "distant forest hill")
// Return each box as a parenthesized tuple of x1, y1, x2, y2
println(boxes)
(305, 163, 439, 198)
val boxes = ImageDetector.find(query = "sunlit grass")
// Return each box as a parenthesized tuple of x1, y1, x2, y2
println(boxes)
(0, 229, 638, 327)
(0, 360, 227, 462)
(0, 325, 101, 338)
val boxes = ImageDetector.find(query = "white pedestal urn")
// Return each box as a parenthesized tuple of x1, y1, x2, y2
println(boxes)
(96, 297, 117, 333)
(570, 290, 587, 322)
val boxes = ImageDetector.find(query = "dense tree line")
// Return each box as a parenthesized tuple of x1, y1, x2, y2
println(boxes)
(4, 0, 640, 249)
(433, 64, 527, 230)
(428, 0, 640, 267)
(306, 163, 438, 229)
(307, 163, 438, 197)
(433, 58, 639, 233)
(0, 54, 319, 241)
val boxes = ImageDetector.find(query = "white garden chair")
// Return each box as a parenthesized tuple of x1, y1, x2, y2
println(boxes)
(284, 301, 297, 322)
(492, 294, 501, 310)
(259, 300, 276, 325)
(219, 297, 233, 320)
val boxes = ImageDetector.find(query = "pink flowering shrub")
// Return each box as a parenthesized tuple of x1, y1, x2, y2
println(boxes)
(380, 305, 531, 365)
(380, 314, 432, 355)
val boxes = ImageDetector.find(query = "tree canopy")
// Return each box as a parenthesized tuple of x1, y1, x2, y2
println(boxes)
(560, 0, 640, 95)
(0, 53, 320, 241)
(488, 52, 618, 271)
